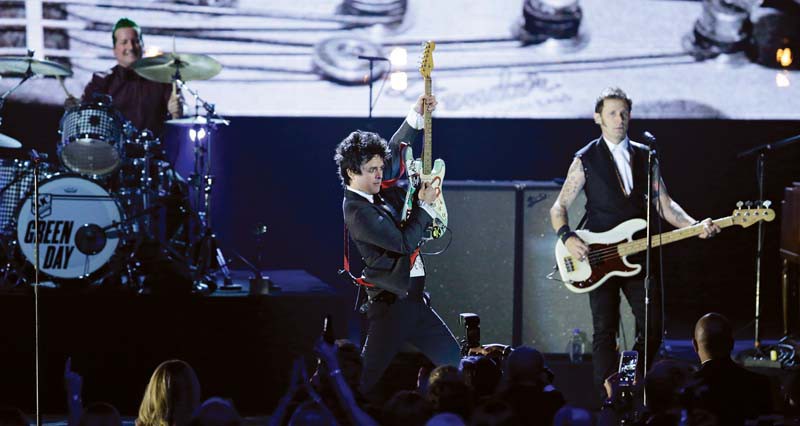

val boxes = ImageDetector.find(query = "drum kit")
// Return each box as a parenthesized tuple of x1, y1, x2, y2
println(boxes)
(0, 51, 236, 293)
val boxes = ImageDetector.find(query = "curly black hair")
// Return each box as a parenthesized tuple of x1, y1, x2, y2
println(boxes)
(334, 130, 391, 186)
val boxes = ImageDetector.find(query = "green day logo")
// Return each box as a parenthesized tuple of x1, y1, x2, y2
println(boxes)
(16, 176, 122, 278)
(24, 193, 76, 270)
(23, 219, 77, 269)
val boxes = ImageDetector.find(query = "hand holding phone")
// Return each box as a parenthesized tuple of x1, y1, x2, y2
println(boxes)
(618, 350, 638, 388)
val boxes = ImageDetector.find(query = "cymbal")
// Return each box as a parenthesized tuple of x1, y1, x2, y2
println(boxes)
(0, 56, 72, 77)
(0, 132, 22, 149)
(166, 115, 229, 127)
(132, 53, 222, 83)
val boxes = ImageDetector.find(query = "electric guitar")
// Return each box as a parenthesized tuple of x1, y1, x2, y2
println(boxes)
(554, 202, 775, 293)
(401, 41, 448, 239)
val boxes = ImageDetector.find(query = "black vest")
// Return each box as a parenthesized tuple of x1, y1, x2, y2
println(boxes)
(576, 137, 649, 232)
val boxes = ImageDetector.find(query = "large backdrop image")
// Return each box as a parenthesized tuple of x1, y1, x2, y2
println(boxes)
(0, 0, 799, 418)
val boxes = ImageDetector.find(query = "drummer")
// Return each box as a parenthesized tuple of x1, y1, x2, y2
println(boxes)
(75, 18, 182, 136)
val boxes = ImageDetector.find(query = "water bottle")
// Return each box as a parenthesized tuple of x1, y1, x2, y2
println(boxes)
(568, 328, 585, 363)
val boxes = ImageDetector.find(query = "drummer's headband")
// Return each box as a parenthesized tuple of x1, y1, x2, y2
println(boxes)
(112, 18, 142, 46)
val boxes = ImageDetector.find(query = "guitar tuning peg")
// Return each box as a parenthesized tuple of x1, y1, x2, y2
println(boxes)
(762, 200, 772, 208)
(736, 201, 743, 209)
(745, 201, 753, 208)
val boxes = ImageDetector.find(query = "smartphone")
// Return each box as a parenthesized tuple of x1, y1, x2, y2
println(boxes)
(322, 314, 335, 344)
(618, 350, 638, 387)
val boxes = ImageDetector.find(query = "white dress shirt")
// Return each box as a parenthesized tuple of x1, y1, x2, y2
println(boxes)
(603, 136, 633, 195)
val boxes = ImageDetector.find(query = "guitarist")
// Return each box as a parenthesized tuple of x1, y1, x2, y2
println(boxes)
(334, 94, 460, 397)
(548, 87, 721, 402)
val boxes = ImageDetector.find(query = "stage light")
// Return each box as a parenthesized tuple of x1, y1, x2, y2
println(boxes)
(189, 128, 197, 142)
(197, 127, 207, 140)
(777, 48, 793, 68)
(389, 47, 407, 67)
(390, 71, 407, 91)
(144, 46, 163, 58)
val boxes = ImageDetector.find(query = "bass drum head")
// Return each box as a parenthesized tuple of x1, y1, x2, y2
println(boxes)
(16, 175, 124, 280)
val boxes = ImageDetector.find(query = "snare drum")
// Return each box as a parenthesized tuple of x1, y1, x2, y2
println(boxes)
(15, 174, 129, 280)
(59, 101, 124, 177)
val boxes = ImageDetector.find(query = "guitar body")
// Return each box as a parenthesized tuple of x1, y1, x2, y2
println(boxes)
(401, 146, 448, 239)
(552, 203, 775, 294)
(555, 218, 645, 293)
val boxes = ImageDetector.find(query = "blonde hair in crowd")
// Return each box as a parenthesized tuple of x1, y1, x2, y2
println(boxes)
(136, 360, 201, 426)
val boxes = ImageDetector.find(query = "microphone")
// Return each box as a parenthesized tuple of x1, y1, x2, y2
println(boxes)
(357, 55, 390, 62)
(642, 131, 657, 144)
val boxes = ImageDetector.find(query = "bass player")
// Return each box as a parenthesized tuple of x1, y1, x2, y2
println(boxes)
(548, 87, 720, 402)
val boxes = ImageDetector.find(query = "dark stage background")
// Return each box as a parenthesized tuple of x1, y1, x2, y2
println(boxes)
(2, 100, 798, 340)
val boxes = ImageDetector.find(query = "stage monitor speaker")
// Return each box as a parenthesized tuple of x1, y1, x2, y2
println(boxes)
(424, 182, 517, 346)
(424, 181, 635, 353)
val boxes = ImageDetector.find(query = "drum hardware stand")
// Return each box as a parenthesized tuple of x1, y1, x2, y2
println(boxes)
(172, 76, 240, 292)
(0, 51, 37, 120)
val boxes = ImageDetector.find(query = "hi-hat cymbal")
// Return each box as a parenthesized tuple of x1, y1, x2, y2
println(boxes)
(133, 53, 222, 83)
(0, 133, 22, 149)
(0, 56, 72, 77)
(166, 115, 229, 127)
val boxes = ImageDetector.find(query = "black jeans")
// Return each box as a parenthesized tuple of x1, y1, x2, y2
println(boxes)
(588, 272, 662, 401)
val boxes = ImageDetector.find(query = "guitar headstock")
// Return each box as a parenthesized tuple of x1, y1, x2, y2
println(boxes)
(419, 41, 435, 79)
(731, 200, 775, 228)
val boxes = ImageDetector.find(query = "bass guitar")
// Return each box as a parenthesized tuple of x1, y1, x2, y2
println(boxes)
(554, 202, 775, 293)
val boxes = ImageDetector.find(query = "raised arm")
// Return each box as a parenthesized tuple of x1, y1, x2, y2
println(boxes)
(384, 95, 436, 183)
(550, 158, 590, 259)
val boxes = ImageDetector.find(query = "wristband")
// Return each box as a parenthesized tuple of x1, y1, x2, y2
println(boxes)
(556, 225, 570, 238)
(560, 231, 577, 244)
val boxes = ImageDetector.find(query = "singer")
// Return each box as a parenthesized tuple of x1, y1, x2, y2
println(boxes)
(334, 93, 460, 398)
(547, 87, 721, 402)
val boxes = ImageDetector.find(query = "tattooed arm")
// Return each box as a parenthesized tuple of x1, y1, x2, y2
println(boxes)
(652, 166, 720, 238)
(551, 157, 590, 258)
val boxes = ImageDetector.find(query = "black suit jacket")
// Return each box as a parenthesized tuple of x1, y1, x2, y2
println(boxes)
(692, 358, 773, 425)
(343, 121, 433, 296)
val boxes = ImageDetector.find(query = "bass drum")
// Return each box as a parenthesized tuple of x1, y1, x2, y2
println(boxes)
(15, 175, 131, 280)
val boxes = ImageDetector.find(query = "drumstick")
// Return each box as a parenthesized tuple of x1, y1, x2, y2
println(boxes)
(56, 75, 76, 99)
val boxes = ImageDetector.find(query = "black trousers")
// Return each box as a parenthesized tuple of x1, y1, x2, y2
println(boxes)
(588, 272, 662, 401)
(359, 278, 461, 394)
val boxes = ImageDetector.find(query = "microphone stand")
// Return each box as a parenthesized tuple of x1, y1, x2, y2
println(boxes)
(736, 132, 800, 351)
(643, 139, 657, 407)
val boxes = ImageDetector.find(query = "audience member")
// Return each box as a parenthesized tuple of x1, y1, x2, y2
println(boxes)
(460, 356, 502, 401)
(426, 412, 466, 426)
(189, 397, 241, 426)
(691, 313, 772, 425)
(469, 399, 514, 426)
(80, 402, 123, 426)
(382, 390, 434, 426)
(136, 359, 201, 426)
(552, 405, 593, 426)
(426, 366, 473, 421)
(496, 346, 564, 425)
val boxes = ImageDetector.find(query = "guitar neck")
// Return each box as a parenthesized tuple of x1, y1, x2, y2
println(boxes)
(618, 216, 735, 256)
(423, 76, 432, 174)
